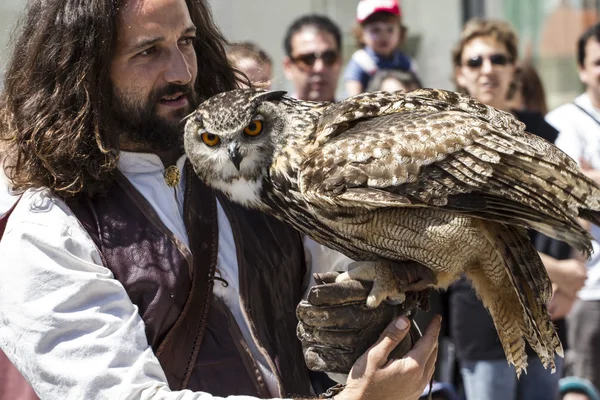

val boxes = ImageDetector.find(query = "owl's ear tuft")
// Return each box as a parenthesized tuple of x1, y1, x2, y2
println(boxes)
(251, 90, 287, 104)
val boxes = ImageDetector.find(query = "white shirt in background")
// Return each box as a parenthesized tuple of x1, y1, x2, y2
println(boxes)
(547, 93, 600, 299)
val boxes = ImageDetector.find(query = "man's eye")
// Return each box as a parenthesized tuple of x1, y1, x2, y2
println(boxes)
(138, 47, 156, 57)
(180, 37, 195, 46)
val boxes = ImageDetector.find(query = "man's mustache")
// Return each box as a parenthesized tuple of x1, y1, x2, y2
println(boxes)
(153, 84, 194, 101)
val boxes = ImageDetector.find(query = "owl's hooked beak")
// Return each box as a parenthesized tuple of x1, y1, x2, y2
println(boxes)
(228, 142, 243, 171)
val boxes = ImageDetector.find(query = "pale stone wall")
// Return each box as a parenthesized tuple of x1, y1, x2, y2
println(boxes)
(0, 2, 26, 86)
(0, 1, 462, 95)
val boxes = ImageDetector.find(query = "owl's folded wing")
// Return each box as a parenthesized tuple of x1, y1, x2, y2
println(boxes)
(299, 108, 600, 253)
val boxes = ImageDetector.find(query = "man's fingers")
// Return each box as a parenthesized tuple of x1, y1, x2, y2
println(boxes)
(422, 336, 439, 379)
(580, 157, 592, 170)
(389, 323, 420, 360)
(406, 315, 441, 365)
(366, 316, 412, 366)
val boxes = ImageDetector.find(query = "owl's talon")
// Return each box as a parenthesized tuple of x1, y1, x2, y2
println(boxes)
(337, 261, 432, 308)
(366, 295, 381, 308)
(335, 271, 352, 283)
(385, 293, 407, 305)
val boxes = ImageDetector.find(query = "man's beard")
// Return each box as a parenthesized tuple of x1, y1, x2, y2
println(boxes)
(111, 83, 199, 151)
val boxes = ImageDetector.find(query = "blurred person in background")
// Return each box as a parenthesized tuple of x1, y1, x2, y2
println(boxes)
(559, 377, 600, 400)
(510, 61, 549, 115)
(449, 17, 586, 400)
(227, 41, 273, 89)
(344, 0, 418, 97)
(366, 69, 422, 92)
(546, 21, 600, 392)
(282, 14, 342, 102)
(509, 60, 585, 347)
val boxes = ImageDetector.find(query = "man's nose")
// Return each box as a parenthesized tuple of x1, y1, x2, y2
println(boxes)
(164, 49, 193, 85)
(480, 59, 494, 74)
(311, 57, 327, 73)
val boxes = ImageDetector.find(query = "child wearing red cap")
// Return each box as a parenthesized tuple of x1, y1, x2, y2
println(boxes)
(344, 0, 418, 97)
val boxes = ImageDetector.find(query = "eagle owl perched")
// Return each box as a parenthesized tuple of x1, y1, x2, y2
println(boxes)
(184, 88, 600, 376)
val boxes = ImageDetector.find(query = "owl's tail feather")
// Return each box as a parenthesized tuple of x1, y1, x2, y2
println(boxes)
(467, 221, 562, 377)
(465, 132, 600, 254)
(444, 145, 598, 255)
(491, 154, 600, 255)
(580, 209, 600, 229)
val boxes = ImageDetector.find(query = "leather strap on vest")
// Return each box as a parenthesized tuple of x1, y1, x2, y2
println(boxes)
(68, 169, 265, 395)
(154, 163, 219, 389)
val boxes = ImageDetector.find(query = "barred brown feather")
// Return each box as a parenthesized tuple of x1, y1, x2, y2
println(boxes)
(184, 88, 600, 376)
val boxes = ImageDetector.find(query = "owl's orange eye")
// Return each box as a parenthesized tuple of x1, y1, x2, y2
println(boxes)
(201, 132, 220, 146)
(244, 120, 263, 136)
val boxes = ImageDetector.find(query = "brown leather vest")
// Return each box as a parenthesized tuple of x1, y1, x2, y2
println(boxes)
(65, 165, 313, 398)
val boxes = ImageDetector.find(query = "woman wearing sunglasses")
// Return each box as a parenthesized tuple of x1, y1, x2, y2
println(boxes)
(448, 18, 579, 400)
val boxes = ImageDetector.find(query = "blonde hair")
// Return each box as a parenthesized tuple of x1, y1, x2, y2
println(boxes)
(452, 18, 518, 68)
(452, 18, 519, 95)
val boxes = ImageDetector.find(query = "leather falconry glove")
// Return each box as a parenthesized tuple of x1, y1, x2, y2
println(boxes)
(297, 266, 431, 374)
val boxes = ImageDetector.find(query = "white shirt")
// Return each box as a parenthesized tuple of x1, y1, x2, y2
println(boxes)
(0, 152, 352, 399)
(546, 93, 600, 299)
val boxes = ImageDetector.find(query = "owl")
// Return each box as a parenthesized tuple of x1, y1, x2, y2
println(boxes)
(183, 88, 600, 376)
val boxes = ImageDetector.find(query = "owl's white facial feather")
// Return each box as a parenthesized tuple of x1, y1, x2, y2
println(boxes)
(212, 177, 263, 207)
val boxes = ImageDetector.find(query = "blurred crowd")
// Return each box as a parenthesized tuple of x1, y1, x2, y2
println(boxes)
(227, 0, 600, 399)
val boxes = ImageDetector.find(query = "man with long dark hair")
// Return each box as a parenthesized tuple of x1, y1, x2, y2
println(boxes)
(0, 0, 439, 398)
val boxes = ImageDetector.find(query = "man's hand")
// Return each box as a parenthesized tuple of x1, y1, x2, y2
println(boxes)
(548, 285, 577, 320)
(297, 269, 431, 373)
(553, 259, 587, 296)
(541, 255, 587, 297)
(580, 158, 600, 185)
(337, 316, 441, 400)
(297, 271, 424, 373)
(297, 271, 439, 399)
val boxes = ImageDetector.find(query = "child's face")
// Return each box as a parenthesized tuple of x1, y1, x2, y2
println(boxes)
(362, 20, 400, 57)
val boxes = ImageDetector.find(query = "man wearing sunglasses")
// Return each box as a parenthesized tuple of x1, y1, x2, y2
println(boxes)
(546, 22, 600, 393)
(283, 14, 342, 102)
